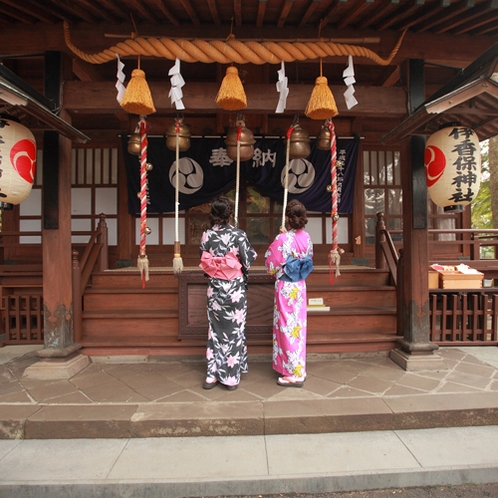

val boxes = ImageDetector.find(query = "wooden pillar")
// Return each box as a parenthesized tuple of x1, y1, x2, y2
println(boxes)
(41, 129, 76, 352)
(23, 51, 89, 379)
(390, 60, 446, 371)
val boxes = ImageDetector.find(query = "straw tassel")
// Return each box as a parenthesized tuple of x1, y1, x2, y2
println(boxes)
(120, 68, 156, 116)
(215, 66, 247, 111)
(305, 75, 339, 120)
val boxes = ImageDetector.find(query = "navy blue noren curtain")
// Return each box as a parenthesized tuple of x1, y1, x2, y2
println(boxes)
(123, 134, 359, 214)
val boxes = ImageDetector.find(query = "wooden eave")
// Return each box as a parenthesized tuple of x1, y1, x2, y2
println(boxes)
(382, 43, 498, 144)
(0, 65, 89, 143)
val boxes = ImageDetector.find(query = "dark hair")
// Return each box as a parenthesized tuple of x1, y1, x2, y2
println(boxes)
(209, 196, 234, 227)
(286, 199, 308, 229)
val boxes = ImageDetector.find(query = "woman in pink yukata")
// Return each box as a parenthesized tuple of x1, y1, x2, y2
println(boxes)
(265, 199, 314, 388)
(199, 196, 257, 391)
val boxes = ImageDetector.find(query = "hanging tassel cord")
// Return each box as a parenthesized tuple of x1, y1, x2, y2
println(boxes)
(281, 125, 294, 231)
(327, 120, 344, 284)
(173, 119, 184, 275)
(234, 124, 242, 228)
(138, 116, 150, 288)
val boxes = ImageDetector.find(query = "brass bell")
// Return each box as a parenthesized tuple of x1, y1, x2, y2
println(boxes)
(225, 119, 256, 162)
(127, 133, 141, 156)
(166, 121, 191, 152)
(316, 125, 332, 151)
(288, 123, 310, 159)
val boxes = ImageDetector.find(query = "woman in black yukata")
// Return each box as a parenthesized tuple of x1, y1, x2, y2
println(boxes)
(199, 196, 257, 390)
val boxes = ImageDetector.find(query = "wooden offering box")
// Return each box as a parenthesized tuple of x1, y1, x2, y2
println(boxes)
(439, 270, 484, 289)
(428, 270, 439, 289)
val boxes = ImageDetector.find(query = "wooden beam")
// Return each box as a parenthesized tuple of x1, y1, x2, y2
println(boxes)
(206, 0, 221, 25)
(148, 0, 180, 26)
(0, 0, 58, 23)
(234, 0, 242, 27)
(298, 0, 320, 28)
(72, 59, 104, 82)
(63, 81, 408, 117)
(336, 1, 373, 30)
(127, 0, 158, 24)
(73, 0, 120, 24)
(179, 0, 200, 25)
(277, 0, 294, 28)
(47, 0, 97, 23)
(256, 0, 267, 28)
(359, 0, 399, 29)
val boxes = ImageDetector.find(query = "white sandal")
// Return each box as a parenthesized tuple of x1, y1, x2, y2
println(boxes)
(277, 376, 305, 388)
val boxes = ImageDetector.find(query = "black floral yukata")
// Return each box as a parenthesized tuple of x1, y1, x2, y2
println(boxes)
(199, 224, 257, 387)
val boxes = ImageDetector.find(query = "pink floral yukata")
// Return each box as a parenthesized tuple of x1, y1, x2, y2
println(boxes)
(200, 224, 257, 387)
(265, 228, 313, 380)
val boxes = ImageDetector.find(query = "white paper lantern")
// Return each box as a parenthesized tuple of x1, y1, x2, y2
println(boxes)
(424, 125, 481, 208)
(0, 117, 37, 205)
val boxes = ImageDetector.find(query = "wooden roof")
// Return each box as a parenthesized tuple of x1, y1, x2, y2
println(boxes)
(0, 1, 497, 142)
(1, 0, 497, 37)
(383, 42, 498, 142)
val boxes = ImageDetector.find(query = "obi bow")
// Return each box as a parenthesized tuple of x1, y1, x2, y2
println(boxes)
(280, 255, 314, 282)
(199, 251, 243, 280)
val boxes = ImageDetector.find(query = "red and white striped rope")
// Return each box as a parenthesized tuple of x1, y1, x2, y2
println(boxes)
(327, 120, 338, 249)
(139, 117, 149, 287)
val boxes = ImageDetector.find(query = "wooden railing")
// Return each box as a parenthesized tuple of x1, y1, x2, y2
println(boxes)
(429, 290, 498, 345)
(375, 213, 498, 346)
(72, 214, 108, 342)
(375, 212, 400, 285)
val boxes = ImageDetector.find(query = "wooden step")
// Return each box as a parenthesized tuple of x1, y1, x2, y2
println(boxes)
(82, 309, 178, 319)
(308, 311, 396, 334)
(82, 309, 179, 339)
(307, 306, 396, 315)
(85, 286, 179, 294)
(307, 286, 395, 307)
(83, 289, 179, 311)
(90, 270, 179, 288)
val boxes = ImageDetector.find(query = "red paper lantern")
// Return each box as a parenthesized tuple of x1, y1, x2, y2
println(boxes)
(424, 125, 481, 208)
(0, 117, 37, 205)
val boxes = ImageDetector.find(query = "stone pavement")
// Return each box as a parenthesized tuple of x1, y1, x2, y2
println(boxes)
(0, 345, 497, 439)
(0, 345, 497, 497)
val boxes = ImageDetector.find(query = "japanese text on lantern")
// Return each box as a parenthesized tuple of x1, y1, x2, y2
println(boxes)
(448, 127, 478, 204)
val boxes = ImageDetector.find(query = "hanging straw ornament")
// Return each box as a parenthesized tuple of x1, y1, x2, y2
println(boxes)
(215, 66, 247, 111)
(120, 58, 156, 116)
(305, 59, 339, 120)
(325, 120, 344, 284)
(137, 116, 150, 288)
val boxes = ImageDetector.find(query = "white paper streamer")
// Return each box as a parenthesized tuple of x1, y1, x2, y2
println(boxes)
(275, 61, 289, 113)
(343, 55, 358, 110)
(115, 54, 126, 104)
(168, 58, 186, 110)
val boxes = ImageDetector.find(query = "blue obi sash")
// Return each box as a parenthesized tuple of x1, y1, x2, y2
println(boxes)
(279, 255, 314, 282)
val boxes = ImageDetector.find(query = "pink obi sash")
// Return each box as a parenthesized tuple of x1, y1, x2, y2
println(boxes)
(199, 251, 243, 280)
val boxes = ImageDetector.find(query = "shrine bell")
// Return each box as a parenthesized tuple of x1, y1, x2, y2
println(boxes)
(0, 117, 37, 204)
(225, 119, 255, 161)
(166, 121, 191, 152)
(288, 123, 310, 159)
(316, 125, 332, 151)
(127, 133, 141, 155)
(424, 124, 481, 208)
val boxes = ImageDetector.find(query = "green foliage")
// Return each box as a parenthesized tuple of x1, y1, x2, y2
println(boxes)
(471, 179, 492, 228)
(471, 140, 491, 229)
